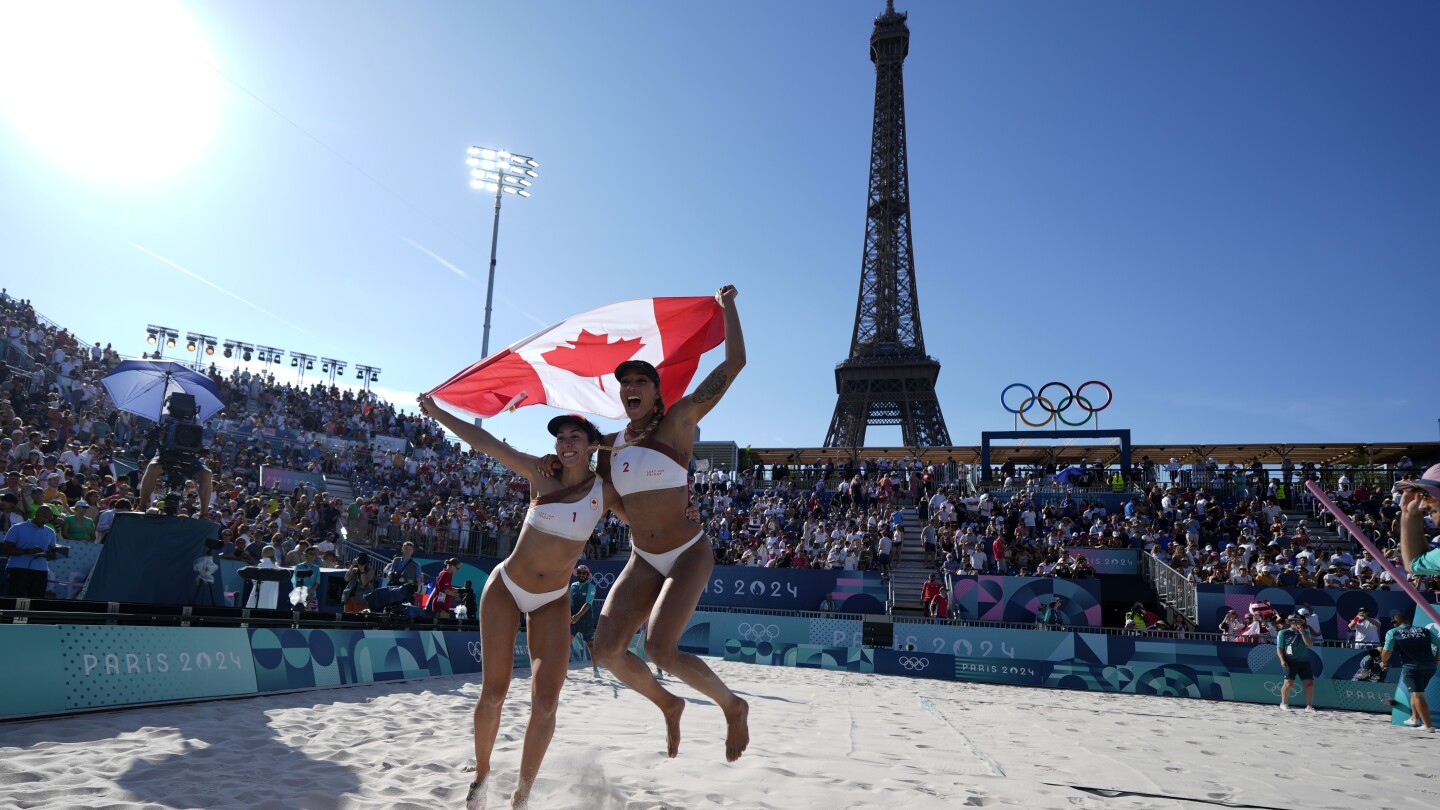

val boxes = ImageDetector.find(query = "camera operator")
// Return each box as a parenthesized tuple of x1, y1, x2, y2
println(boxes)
(342, 553, 378, 612)
(3, 504, 58, 597)
(137, 392, 213, 517)
(138, 454, 212, 517)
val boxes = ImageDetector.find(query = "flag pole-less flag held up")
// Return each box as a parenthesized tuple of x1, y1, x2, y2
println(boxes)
(425, 297, 726, 420)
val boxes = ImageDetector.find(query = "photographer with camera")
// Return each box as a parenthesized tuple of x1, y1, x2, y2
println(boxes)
(342, 553, 378, 613)
(383, 540, 422, 589)
(3, 503, 58, 597)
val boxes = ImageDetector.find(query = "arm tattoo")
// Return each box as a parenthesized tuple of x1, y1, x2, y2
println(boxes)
(689, 366, 730, 405)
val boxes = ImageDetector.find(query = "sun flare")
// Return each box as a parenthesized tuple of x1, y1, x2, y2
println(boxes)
(0, 0, 224, 185)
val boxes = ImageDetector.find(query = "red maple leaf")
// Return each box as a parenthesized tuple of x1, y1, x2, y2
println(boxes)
(540, 329, 645, 389)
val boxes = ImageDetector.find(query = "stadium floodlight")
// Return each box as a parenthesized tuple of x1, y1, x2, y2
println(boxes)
(290, 351, 317, 382)
(185, 332, 218, 366)
(146, 325, 178, 357)
(356, 364, 382, 392)
(320, 357, 346, 384)
(464, 145, 539, 424)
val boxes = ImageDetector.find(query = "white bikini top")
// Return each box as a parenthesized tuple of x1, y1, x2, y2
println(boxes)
(523, 476, 605, 542)
(600, 429, 689, 496)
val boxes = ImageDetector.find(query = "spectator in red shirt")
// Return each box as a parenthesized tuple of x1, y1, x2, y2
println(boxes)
(921, 573, 941, 609)
(930, 588, 950, 619)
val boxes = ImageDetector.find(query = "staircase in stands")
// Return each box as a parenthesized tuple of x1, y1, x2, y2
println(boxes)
(886, 507, 933, 617)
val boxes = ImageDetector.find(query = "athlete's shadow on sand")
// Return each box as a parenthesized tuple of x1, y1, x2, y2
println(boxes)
(5, 692, 361, 810)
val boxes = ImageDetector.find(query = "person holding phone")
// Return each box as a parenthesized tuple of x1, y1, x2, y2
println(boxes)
(1277, 614, 1316, 712)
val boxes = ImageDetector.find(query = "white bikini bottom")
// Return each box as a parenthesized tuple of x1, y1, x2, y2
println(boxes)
(632, 531, 705, 577)
(496, 562, 568, 614)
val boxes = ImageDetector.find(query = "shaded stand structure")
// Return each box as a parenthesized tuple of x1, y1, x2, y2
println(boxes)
(979, 429, 1134, 483)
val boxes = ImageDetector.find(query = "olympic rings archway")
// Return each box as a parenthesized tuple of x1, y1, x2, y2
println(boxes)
(1001, 381, 1112, 428)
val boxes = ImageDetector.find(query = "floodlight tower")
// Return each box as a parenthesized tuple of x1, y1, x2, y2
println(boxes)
(464, 145, 539, 361)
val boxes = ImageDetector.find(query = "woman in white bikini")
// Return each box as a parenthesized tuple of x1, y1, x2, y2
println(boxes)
(589, 284, 749, 762)
(416, 397, 612, 810)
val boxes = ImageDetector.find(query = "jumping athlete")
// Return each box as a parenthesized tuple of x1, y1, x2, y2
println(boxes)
(417, 397, 613, 809)
(587, 284, 749, 761)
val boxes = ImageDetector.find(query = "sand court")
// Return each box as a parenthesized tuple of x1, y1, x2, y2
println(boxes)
(0, 658, 1434, 809)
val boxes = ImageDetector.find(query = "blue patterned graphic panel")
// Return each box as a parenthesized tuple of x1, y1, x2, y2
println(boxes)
(248, 629, 461, 693)
(948, 576, 1102, 625)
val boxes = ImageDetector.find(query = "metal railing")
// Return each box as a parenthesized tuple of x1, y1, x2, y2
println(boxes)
(746, 463, 1423, 498)
(344, 516, 505, 558)
(890, 613, 1368, 648)
(1143, 551, 1197, 626)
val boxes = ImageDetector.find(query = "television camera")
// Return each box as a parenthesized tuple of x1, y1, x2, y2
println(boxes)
(152, 392, 207, 516)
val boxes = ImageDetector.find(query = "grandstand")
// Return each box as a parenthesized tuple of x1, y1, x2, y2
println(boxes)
(2, 286, 1436, 731)
(3, 286, 1435, 631)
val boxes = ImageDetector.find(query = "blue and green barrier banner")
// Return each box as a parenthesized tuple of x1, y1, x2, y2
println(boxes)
(947, 576, 1102, 626)
(248, 628, 479, 693)
(1064, 547, 1138, 575)
(0, 626, 262, 716)
(1196, 584, 1440, 640)
(60, 626, 257, 710)
(696, 611, 1402, 714)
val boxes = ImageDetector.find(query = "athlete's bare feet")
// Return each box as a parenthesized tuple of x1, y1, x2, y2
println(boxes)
(510, 779, 532, 809)
(662, 694, 686, 758)
(465, 776, 487, 810)
(724, 697, 750, 762)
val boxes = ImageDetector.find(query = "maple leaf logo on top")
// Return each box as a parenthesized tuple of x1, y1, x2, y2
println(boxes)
(540, 329, 645, 391)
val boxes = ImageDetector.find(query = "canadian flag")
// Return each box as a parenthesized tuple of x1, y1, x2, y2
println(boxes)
(426, 297, 725, 420)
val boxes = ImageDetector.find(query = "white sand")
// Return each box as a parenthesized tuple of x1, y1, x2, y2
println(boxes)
(0, 659, 1434, 810)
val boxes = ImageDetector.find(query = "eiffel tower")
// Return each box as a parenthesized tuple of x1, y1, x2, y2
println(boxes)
(824, 1, 951, 449)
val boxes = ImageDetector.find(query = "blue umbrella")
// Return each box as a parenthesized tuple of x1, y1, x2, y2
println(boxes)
(1055, 465, 1084, 484)
(102, 359, 224, 422)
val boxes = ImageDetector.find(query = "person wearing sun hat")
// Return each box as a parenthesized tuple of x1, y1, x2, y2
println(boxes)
(1397, 463, 1440, 575)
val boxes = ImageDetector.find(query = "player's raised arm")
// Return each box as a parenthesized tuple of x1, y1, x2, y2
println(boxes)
(668, 285, 744, 426)
(417, 394, 539, 483)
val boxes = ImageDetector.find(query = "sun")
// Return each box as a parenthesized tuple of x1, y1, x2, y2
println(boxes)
(0, 1, 224, 185)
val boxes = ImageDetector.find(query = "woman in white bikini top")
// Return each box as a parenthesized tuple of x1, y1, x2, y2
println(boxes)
(416, 397, 619, 810)
(586, 284, 752, 764)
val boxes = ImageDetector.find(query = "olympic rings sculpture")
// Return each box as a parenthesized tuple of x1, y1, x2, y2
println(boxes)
(1001, 381, 1112, 427)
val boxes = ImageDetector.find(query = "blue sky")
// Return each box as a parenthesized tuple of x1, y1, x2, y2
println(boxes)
(1, 1, 1437, 455)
